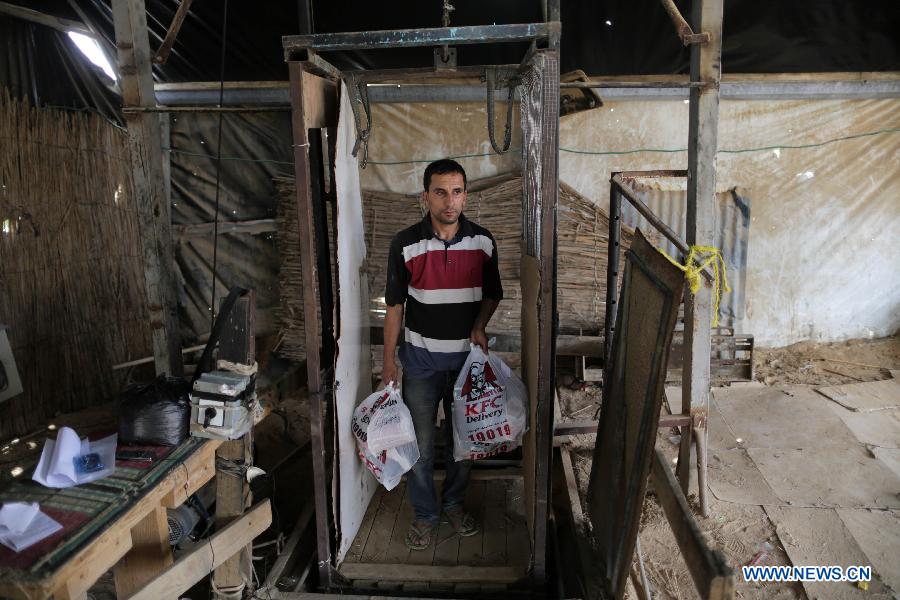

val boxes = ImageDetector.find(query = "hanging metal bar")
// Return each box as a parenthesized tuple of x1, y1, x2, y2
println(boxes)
(659, 0, 711, 45)
(342, 65, 515, 82)
(283, 22, 559, 56)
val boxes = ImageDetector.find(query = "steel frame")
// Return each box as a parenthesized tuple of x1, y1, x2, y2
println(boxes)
(282, 22, 559, 57)
(284, 18, 560, 593)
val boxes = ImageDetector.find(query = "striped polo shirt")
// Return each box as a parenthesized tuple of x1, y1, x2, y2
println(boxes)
(386, 213, 503, 378)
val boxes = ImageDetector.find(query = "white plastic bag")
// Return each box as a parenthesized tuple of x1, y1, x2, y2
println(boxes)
(352, 384, 416, 455)
(452, 345, 528, 461)
(353, 384, 419, 490)
(357, 441, 420, 491)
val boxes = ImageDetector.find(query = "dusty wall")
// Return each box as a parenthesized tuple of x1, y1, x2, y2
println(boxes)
(359, 98, 900, 347)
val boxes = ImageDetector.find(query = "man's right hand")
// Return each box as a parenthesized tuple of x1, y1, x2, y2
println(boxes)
(382, 358, 399, 388)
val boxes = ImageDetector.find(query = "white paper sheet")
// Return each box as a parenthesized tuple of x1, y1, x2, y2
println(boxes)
(0, 501, 39, 534)
(0, 502, 62, 552)
(32, 427, 117, 488)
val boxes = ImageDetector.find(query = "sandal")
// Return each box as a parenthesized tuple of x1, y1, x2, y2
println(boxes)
(405, 520, 435, 550)
(442, 506, 479, 537)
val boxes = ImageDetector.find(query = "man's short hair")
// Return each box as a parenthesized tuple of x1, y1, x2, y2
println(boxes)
(423, 159, 467, 191)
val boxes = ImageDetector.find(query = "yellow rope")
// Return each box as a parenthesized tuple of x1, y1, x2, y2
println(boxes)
(657, 245, 731, 327)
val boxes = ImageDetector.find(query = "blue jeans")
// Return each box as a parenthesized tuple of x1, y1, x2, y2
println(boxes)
(402, 370, 472, 524)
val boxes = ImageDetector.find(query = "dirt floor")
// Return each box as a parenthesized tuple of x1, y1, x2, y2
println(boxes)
(753, 336, 900, 387)
(563, 334, 900, 600)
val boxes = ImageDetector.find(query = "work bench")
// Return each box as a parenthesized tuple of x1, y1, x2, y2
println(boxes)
(0, 437, 221, 599)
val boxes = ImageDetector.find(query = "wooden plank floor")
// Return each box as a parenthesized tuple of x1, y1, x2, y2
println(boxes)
(340, 477, 530, 587)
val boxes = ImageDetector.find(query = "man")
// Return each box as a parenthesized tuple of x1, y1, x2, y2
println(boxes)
(383, 159, 502, 550)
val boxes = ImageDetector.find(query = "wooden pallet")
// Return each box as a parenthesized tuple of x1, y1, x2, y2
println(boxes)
(338, 478, 530, 594)
(0, 439, 221, 600)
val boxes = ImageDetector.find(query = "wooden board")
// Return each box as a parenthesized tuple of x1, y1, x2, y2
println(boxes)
(129, 500, 272, 600)
(749, 445, 900, 509)
(456, 480, 486, 567)
(586, 231, 685, 599)
(338, 563, 525, 584)
(871, 447, 900, 479)
(301, 71, 337, 129)
(707, 449, 782, 506)
(836, 508, 900, 596)
(712, 385, 859, 449)
(520, 253, 540, 545)
(826, 405, 900, 449)
(816, 379, 900, 413)
(765, 505, 894, 599)
(339, 479, 529, 585)
(651, 449, 734, 600)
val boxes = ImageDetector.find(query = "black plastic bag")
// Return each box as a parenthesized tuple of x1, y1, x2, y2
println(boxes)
(118, 376, 191, 446)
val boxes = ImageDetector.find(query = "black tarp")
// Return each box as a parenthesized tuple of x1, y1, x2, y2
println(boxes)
(168, 111, 293, 340)
(3, 0, 898, 89)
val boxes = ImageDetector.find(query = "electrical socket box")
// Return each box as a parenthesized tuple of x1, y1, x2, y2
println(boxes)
(0, 325, 24, 403)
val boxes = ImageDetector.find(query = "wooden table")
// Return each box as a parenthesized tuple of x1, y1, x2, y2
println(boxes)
(0, 438, 221, 600)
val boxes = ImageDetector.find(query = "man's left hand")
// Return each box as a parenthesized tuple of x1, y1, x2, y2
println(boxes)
(470, 327, 489, 354)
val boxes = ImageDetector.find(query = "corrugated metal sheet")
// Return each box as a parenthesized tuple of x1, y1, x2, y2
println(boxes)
(620, 183, 750, 326)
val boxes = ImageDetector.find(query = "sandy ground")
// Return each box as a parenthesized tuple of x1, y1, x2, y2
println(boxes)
(563, 334, 899, 600)
(753, 336, 900, 387)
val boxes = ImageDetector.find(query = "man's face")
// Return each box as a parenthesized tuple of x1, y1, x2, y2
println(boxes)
(423, 172, 467, 227)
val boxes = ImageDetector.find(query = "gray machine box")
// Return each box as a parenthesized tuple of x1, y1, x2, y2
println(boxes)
(189, 370, 254, 440)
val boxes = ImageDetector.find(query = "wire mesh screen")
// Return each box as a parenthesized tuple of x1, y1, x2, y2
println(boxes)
(520, 59, 542, 258)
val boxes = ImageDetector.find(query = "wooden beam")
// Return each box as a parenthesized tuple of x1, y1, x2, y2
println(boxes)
(212, 292, 255, 597)
(263, 592, 446, 600)
(288, 61, 333, 588)
(0, 1, 92, 37)
(113, 505, 173, 598)
(172, 218, 278, 240)
(153, 0, 194, 65)
(301, 71, 337, 129)
(338, 563, 526, 584)
(111, 0, 183, 377)
(651, 449, 734, 599)
(532, 48, 561, 583)
(679, 0, 723, 517)
(555, 334, 603, 357)
(126, 500, 272, 600)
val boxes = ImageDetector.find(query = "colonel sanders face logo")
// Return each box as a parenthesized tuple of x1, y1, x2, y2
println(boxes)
(469, 363, 488, 396)
(462, 361, 498, 398)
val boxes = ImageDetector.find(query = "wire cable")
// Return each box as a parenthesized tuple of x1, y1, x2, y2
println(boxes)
(210, 0, 230, 331)
(157, 126, 900, 167)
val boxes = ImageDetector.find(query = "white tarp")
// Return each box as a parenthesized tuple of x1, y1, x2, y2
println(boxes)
(359, 97, 900, 347)
(334, 82, 377, 563)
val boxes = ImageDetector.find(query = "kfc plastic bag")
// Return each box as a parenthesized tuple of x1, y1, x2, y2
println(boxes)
(357, 441, 420, 491)
(452, 344, 527, 461)
(352, 383, 416, 455)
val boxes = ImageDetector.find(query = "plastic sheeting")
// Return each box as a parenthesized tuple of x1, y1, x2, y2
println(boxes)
(359, 98, 900, 347)
(168, 111, 293, 341)
(333, 83, 377, 564)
